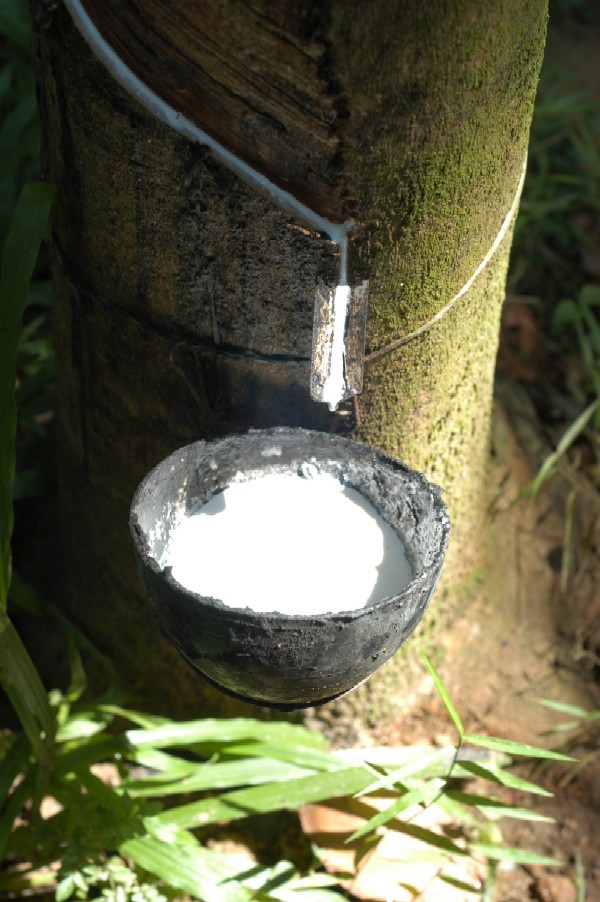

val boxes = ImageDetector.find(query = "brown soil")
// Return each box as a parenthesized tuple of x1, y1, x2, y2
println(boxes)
(438, 380, 600, 902)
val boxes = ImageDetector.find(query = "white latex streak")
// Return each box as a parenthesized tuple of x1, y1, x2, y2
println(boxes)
(321, 285, 351, 411)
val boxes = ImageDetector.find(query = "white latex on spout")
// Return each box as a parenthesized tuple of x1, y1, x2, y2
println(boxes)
(320, 284, 351, 411)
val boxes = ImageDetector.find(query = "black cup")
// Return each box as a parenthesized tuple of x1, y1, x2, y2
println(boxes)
(130, 427, 450, 709)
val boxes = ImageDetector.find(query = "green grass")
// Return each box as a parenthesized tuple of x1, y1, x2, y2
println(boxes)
(507, 59, 600, 502)
(509, 72, 600, 306)
(0, 181, 55, 608)
(0, 0, 39, 249)
(0, 0, 55, 516)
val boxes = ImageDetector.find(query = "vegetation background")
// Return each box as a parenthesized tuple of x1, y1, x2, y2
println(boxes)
(1, 0, 600, 900)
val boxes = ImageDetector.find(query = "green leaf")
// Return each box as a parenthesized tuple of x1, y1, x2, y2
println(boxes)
(154, 766, 372, 830)
(234, 860, 346, 902)
(55, 712, 112, 744)
(347, 779, 445, 842)
(579, 284, 600, 307)
(397, 882, 421, 896)
(125, 746, 198, 779)
(222, 742, 343, 772)
(552, 298, 581, 333)
(8, 572, 118, 687)
(0, 2, 30, 48)
(125, 718, 326, 751)
(0, 869, 56, 896)
(0, 769, 34, 861)
(423, 654, 464, 736)
(55, 874, 77, 902)
(0, 180, 55, 610)
(65, 636, 87, 703)
(463, 733, 576, 761)
(439, 873, 483, 895)
(83, 764, 130, 804)
(526, 399, 599, 498)
(355, 747, 452, 796)
(125, 758, 315, 797)
(539, 720, 587, 736)
(385, 821, 468, 857)
(0, 607, 55, 767)
(457, 761, 553, 797)
(536, 698, 595, 718)
(346, 745, 445, 768)
(94, 705, 171, 729)
(446, 790, 554, 823)
(434, 791, 481, 829)
(470, 844, 562, 867)
(121, 835, 254, 902)
(0, 732, 30, 800)
(54, 735, 130, 774)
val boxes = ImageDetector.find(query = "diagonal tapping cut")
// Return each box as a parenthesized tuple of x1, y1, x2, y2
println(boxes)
(64, 0, 364, 409)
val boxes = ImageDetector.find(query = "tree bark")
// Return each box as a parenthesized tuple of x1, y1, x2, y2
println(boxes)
(31, 0, 547, 722)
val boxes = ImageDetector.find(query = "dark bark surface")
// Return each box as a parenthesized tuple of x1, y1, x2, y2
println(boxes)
(32, 0, 547, 722)
(80, 0, 350, 221)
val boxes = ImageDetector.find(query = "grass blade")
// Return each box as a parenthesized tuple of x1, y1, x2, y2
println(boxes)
(0, 770, 34, 860)
(0, 180, 55, 610)
(434, 792, 480, 828)
(423, 654, 464, 736)
(124, 746, 198, 778)
(121, 835, 253, 902)
(54, 735, 130, 774)
(386, 821, 468, 857)
(536, 698, 594, 718)
(575, 851, 586, 902)
(470, 844, 561, 867)
(463, 733, 576, 761)
(446, 790, 554, 823)
(439, 873, 483, 895)
(55, 709, 113, 743)
(0, 732, 30, 799)
(125, 758, 315, 798)
(213, 742, 343, 771)
(457, 761, 553, 797)
(0, 607, 54, 767)
(8, 573, 118, 687)
(155, 766, 372, 830)
(354, 747, 451, 796)
(348, 779, 445, 842)
(125, 718, 326, 751)
(526, 399, 599, 498)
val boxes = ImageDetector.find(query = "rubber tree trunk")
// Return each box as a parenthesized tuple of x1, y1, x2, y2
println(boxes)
(31, 1, 547, 720)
